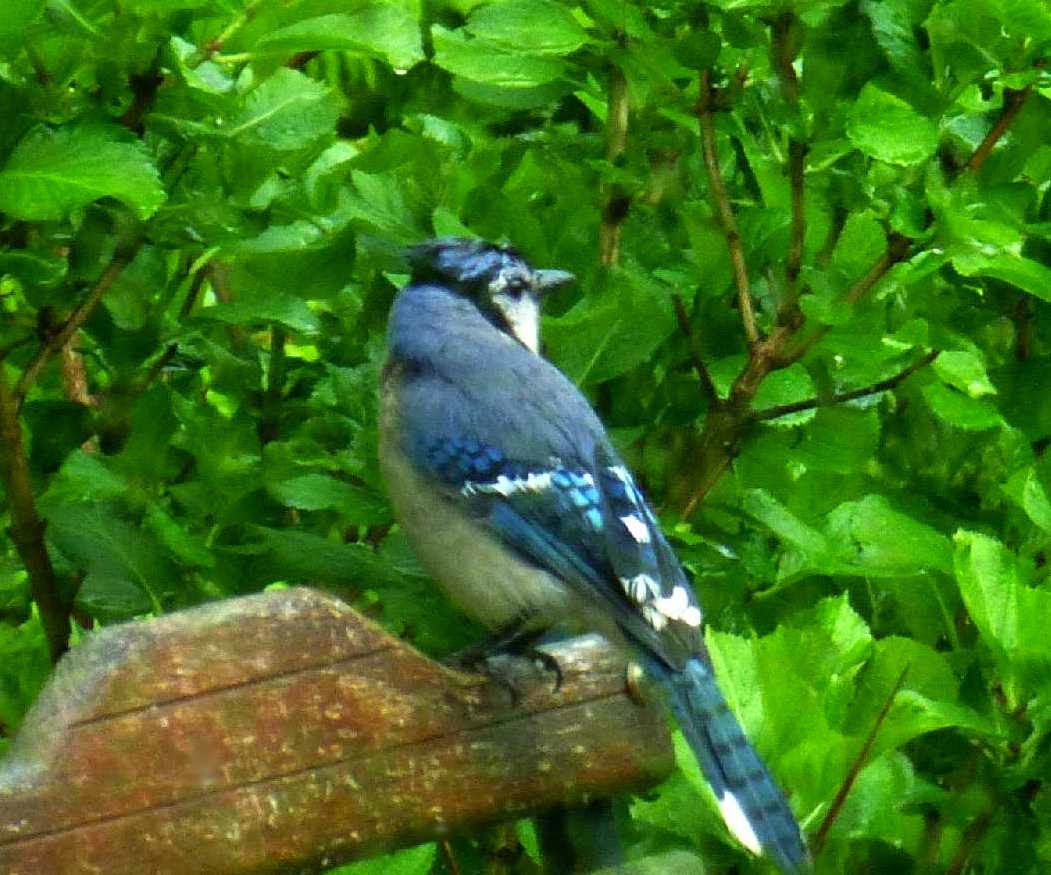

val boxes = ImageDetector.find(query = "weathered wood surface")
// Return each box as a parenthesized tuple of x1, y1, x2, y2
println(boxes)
(0, 587, 673, 874)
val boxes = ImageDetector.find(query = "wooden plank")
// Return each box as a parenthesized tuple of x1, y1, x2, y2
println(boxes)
(0, 588, 673, 874)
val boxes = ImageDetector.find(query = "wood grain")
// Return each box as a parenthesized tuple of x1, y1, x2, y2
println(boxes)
(0, 588, 673, 874)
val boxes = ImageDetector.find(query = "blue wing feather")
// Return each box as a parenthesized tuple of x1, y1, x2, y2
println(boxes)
(416, 433, 702, 665)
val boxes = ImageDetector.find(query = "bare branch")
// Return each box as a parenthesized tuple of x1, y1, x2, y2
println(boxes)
(785, 232, 912, 364)
(811, 667, 909, 858)
(0, 369, 68, 662)
(202, 0, 267, 56)
(754, 350, 939, 421)
(672, 294, 720, 408)
(771, 13, 806, 307)
(15, 240, 140, 408)
(946, 809, 995, 875)
(965, 84, 1033, 173)
(785, 140, 806, 298)
(60, 339, 93, 408)
(697, 70, 758, 345)
(846, 232, 912, 305)
(675, 56, 1036, 518)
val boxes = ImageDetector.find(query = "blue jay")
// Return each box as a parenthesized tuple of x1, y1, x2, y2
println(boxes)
(379, 238, 809, 873)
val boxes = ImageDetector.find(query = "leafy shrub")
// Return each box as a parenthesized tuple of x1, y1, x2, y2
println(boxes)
(0, 1, 1049, 872)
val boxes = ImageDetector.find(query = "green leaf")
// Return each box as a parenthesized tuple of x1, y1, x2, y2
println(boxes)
(197, 294, 321, 334)
(742, 489, 830, 560)
(46, 503, 174, 619)
(170, 35, 235, 94)
(225, 69, 341, 151)
(239, 527, 390, 588)
(341, 170, 418, 242)
(846, 84, 940, 166)
(862, 0, 928, 85)
(431, 25, 568, 87)
(123, 0, 211, 10)
(0, 612, 51, 734)
(952, 251, 1051, 304)
(269, 474, 391, 525)
(832, 210, 886, 279)
(849, 637, 996, 755)
(328, 842, 436, 875)
(255, 7, 424, 70)
(144, 506, 216, 569)
(673, 31, 721, 70)
(544, 266, 675, 384)
(1003, 467, 1051, 533)
(466, 0, 589, 56)
(953, 531, 1051, 690)
(932, 349, 996, 398)
(922, 382, 1004, 431)
(825, 495, 953, 576)
(0, 124, 165, 220)
(38, 451, 129, 512)
(831, 753, 928, 846)
(0, 0, 44, 44)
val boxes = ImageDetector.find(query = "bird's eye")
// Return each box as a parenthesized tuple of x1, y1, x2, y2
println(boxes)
(505, 277, 528, 299)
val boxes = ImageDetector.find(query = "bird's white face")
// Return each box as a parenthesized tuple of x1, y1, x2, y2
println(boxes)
(488, 264, 542, 354)
(491, 289, 541, 353)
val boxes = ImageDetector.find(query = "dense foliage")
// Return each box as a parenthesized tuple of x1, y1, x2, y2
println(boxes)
(1, 0, 1049, 872)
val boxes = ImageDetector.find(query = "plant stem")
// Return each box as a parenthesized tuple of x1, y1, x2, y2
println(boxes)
(15, 240, 140, 410)
(672, 294, 720, 408)
(754, 350, 939, 421)
(966, 85, 1033, 173)
(599, 63, 630, 267)
(811, 667, 909, 857)
(697, 70, 758, 345)
(0, 369, 68, 663)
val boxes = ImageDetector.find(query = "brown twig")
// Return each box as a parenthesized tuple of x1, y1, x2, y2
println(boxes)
(0, 369, 68, 663)
(202, 0, 267, 56)
(15, 240, 140, 409)
(60, 339, 93, 407)
(965, 85, 1033, 173)
(785, 232, 913, 364)
(846, 232, 913, 306)
(785, 140, 806, 295)
(440, 841, 462, 875)
(697, 70, 758, 345)
(811, 666, 909, 857)
(672, 293, 720, 407)
(754, 350, 939, 421)
(946, 808, 996, 875)
(599, 63, 630, 267)
(771, 14, 806, 306)
(119, 68, 164, 136)
(679, 322, 797, 516)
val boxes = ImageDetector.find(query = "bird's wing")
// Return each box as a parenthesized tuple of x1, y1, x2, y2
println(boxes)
(413, 428, 703, 668)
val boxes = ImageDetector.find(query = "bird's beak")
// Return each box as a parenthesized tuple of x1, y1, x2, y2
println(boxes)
(533, 269, 576, 296)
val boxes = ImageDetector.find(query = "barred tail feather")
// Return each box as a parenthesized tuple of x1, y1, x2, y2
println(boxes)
(656, 657, 810, 874)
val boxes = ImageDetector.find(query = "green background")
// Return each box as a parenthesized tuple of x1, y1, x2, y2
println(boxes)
(0, 0, 1049, 872)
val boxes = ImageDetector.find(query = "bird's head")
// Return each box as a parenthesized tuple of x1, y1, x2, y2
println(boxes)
(408, 238, 575, 353)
